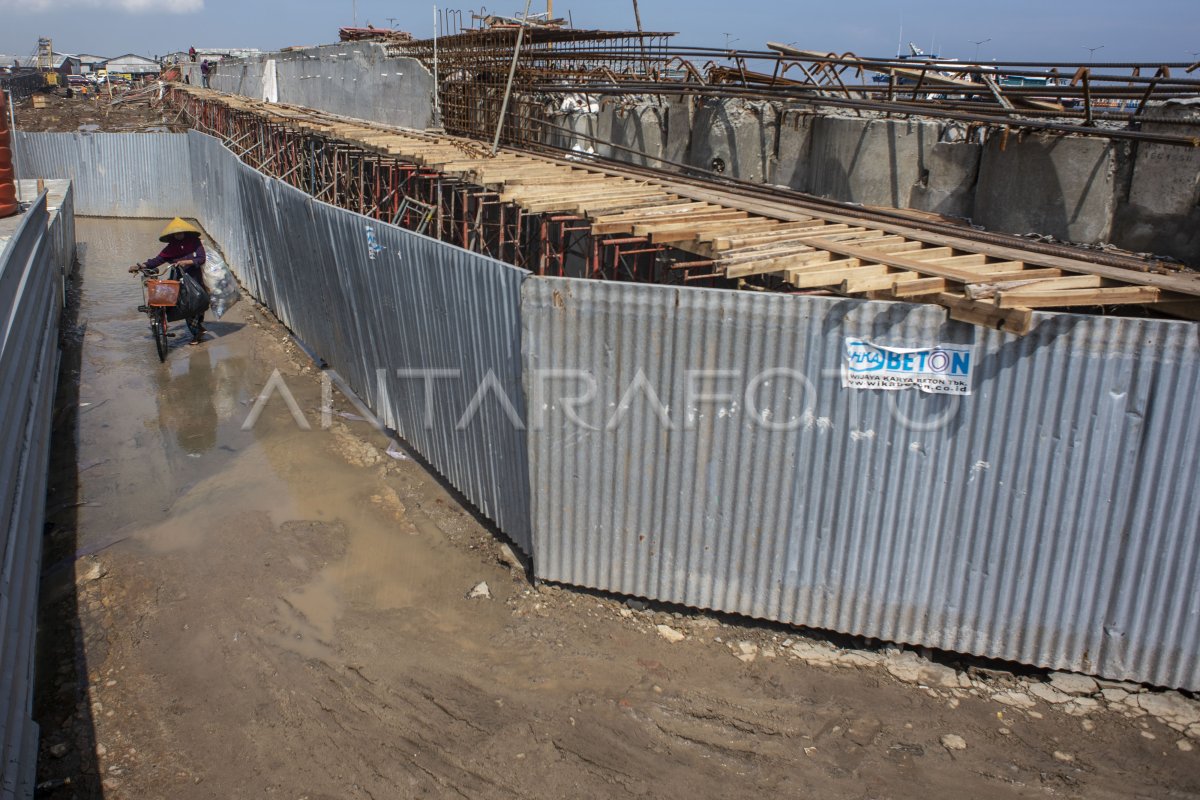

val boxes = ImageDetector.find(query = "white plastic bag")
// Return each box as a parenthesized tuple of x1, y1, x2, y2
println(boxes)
(201, 250, 241, 319)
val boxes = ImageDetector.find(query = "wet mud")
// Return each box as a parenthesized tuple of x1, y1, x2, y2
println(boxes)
(33, 218, 1200, 799)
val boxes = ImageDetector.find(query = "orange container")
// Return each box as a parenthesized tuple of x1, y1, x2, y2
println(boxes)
(146, 279, 181, 307)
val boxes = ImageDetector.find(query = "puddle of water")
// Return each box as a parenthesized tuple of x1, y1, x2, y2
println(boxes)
(71, 218, 463, 661)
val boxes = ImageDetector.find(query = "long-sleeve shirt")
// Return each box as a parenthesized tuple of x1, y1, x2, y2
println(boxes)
(145, 237, 206, 284)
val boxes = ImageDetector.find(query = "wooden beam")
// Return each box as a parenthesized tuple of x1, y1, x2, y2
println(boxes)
(891, 277, 948, 297)
(791, 264, 886, 289)
(965, 275, 1103, 301)
(995, 286, 1161, 309)
(842, 270, 921, 293)
(938, 293, 1034, 334)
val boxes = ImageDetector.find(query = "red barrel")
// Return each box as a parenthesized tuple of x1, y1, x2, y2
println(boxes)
(0, 92, 16, 218)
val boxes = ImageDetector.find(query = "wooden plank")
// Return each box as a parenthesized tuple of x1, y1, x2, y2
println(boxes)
(995, 286, 1161, 309)
(647, 219, 780, 244)
(719, 244, 822, 266)
(594, 210, 742, 235)
(889, 246, 956, 261)
(710, 224, 864, 255)
(572, 193, 677, 215)
(600, 210, 749, 236)
(582, 198, 700, 217)
(708, 220, 832, 250)
(938, 293, 1034, 334)
(522, 191, 666, 214)
(891, 277, 948, 297)
(965, 275, 1103, 301)
(791, 264, 887, 289)
(924, 254, 991, 267)
(570, 166, 1200, 297)
(971, 267, 1064, 282)
(785, 237, 990, 283)
(591, 202, 718, 223)
(860, 240, 927, 254)
(842, 270, 921, 293)
(970, 260, 1028, 275)
(726, 250, 839, 279)
(786, 258, 862, 278)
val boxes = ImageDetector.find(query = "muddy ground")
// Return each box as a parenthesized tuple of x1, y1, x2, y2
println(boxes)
(33, 218, 1200, 799)
(12, 90, 185, 134)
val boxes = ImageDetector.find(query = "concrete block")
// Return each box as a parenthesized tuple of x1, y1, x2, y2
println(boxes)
(608, 103, 667, 168)
(1111, 101, 1200, 263)
(662, 95, 694, 166)
(973, 132, 1117, 244)
(910, 140, 981, 218)
(806, 116, 978, 217)
(687, 99, 777, 182)
(541, 102, 613, 159)
(770, 109, 816, 191)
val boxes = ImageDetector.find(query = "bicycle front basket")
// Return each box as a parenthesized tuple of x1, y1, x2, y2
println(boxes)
(146, 279, 181, 307)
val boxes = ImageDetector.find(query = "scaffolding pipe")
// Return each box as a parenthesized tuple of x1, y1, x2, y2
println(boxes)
(492, 0, 533, 155)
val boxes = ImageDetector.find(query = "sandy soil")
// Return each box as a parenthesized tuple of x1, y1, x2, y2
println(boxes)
(32, 218, 1200, 799)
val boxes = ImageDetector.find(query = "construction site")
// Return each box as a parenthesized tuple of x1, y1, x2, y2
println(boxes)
(1, 7, 1199, 800)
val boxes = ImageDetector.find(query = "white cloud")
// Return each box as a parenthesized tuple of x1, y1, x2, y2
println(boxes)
(0, 0, 203, 12)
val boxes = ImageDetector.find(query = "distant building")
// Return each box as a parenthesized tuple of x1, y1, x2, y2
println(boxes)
(0, 54, 23, 71)
(164, 48, 261, 64)
(76, 53, 109, 74)
(48, 52, 81, 76)
(104, 53, 160, 78)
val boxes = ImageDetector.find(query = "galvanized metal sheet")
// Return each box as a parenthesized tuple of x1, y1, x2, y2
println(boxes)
(522, 277, 1200, 690)
(14, 132, 197, 219)
(0, 189, 72, 800)
(186, 130, 532, 553)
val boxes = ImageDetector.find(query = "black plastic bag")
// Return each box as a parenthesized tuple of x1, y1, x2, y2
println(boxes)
(167, 273, 211, 322)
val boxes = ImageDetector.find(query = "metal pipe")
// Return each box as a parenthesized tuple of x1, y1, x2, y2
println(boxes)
(492, 0, 533, 155)
(433, 4, 440, 120)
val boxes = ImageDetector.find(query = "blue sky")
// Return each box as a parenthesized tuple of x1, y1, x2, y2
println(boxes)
(0, 0, 1195, 63)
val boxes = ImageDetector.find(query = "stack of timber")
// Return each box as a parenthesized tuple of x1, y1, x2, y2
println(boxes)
(170, 85, 1200, 335)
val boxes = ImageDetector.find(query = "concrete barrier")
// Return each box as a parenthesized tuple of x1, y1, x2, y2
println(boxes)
(685, 98, 777, 182)
(180, 43, 434, 130)
(972, 132, 1120, 244)
(1111, 101, 1200, 261)
(804, 116, 980, 218)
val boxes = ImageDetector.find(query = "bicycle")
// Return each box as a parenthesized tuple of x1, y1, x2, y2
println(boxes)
(133, 263, 204, 362)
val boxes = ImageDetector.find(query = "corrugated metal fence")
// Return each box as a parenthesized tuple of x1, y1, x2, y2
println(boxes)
(522, 278, 1200, 690)
(187, 132, 532, 552)
(0, 186, 75, 800)
(14, 132, 195, 219)
(15, 131, 1200, 690)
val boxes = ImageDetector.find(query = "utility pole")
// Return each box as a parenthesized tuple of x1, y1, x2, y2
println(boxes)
(1083, 44, 1104, 64)
(352, 0, 358, 28)
(972, 38, 991, 62)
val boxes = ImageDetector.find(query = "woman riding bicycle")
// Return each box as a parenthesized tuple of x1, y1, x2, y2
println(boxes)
(129, 218, 209, 345)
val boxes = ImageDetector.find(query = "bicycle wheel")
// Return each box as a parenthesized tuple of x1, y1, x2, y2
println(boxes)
(153, 308, 169, 362)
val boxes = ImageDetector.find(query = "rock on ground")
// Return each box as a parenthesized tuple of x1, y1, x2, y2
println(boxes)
(656, 625, 685, 643)
(941, 734, 967, 751)
(1049, 672, 1099, 697)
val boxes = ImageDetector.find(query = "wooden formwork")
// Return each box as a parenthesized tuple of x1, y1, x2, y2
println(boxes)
(169, 85, 1200, 334)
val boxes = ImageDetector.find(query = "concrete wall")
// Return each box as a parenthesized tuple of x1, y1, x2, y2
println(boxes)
(180, 43, 434, 130)
(973, 133, 1119, 244)
(543, 97, 1200, 263)
(803, 116, 980, 218)
(173, 49, 1199, 263)
(1112, 100, 1200, 260)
